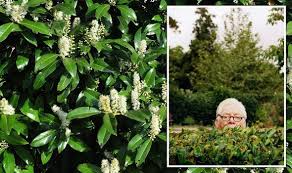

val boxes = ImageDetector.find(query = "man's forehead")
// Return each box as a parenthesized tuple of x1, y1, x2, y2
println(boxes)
(221, 105, 242, 115)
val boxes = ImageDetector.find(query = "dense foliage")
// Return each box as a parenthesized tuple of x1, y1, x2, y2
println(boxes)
(0, 0, 170, 172)
(170, 127, 284, 165)
(169, 7, 284, 127)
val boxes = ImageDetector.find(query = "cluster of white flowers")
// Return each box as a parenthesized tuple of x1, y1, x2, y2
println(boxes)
(99, 95, 112, 113)
(0, 98, 15, 115)
(99, 89, 127, 115)
(148, 105, 161, 140)
(45, 0, 53, 10)
(119, 60, 138, 73)
(2, 0, 28, 23)
(161, 81, 167, 104)
(85, 20, 107, 45)
(217, 168, 228, 173)
(101, 158, 120, 173)
(107, 0, 116, 6)
(138, 40, 147, 55)
(51, 105, 70, 128)
(143, 0, 157, 2)
(54, 10, 71, 34)
(0, 140, 8, 150)
(58, 35, 75, 58)
(131, 72, 143, 110)
(72, 17, 80, 29)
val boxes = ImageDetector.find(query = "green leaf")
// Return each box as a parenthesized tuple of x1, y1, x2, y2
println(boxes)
(0, 23, 21, 42)
(288, 120, 292, 130)
(158, 132, 166, 142)
(126, 110, 149, 122)
(57, 136, 70, 153)
(68, 136, 90, 152)
(119, 75, 131, 86)
(35, 53, 58, 72)
(117, 5, 137, 22)
(21, 31, 37, 46)
(159, 0, 167, 10)
(57, 74, 71, 91)
(14, 146, 34, 165)
(33, 72, 46, 90)
(20, 19, 51, 36)
(288, 21, 292, 36)
(16, 55, 29, 71)
(28, 0, 46, 7)
(135, 138, 152, 166)
(77, 163, 101, 173)
(97, 124, 111, 148)
(63, 58, 77, 78)
(144, 23, 161, 36)
(43, 39, 55, 48)
(134, 28, 142, 50)
(91, 58, 109, 71)
(67, 107, 100, 120)
(152, 15, 162, 22)
(159, 106, 166, 122)
(20, 99, 40, 122)
(144, 68, 156, 87)
(186, 168, 204, 173)
(0, 131, 29, 145)
(105, 75, 116, 87)
(95, 4, 110, 20)
(31, 130, 57, 147)
(103, 113, 115, 135)
(289, 44, 292, 58)
(9, 93, 19, 108)
(41, 151, 53, 165)
(128, 134, 144, 151)
(3, 150, 15, 173)
(57, 87, 71, 103)
(118, 16, 128, 34)
(0, 115, 15, 135)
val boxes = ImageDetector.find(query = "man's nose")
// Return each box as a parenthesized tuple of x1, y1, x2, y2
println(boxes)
(229, 117, 235, 122)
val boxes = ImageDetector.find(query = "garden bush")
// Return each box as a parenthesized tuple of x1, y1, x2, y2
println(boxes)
(0, 0, 168, 172)
(169, 127, 284, 165)
(169, 85, 270, 126)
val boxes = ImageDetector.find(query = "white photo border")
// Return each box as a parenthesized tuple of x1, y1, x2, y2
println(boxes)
(166, 5, 287, 168)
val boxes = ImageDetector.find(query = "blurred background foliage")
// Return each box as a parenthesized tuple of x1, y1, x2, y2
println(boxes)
(169, 7, 284, 127)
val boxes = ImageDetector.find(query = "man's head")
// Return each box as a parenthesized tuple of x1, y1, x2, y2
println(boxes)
(215, 98, 247, 129)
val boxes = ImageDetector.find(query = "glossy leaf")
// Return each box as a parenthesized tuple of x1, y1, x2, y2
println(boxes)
(20, 19, 51, 36)
(20, 99, 40, 122)
(95, 4, 110, 20)
(144, 68, 156, 87)
(97, 124, 111, 148)
(77, 163, 101, 173)
(117, 5, 137, 22)
(135, 138, 152, 166)
(16, 55, 29, 71)
(0, 23, 21, 42)
(0, 131, 29, 145)
(63, 58, 77, 78)
(14, 146, 34, 165)
(31, 130, 57, 147)
(57, 74, 71, 91)
(67, 107, 100, 120)
(35, 53, 58, 72)
(21, 31, 37, 46)
(3, 150, 15, 173)
(128, 134, 144, 151)
(28, 0, 47, 7)
(134, 27, 142, 49)
(41, 151, 53, 165)
(68, 136, 90, 152)
(287, 21, 292, 35)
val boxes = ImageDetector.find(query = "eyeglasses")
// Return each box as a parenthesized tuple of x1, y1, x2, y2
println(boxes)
(218, 115, 244, 122)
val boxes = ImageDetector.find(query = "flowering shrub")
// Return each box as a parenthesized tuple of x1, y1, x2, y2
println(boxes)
(0, 0, 167, 172)
(170, 127, 284, 165)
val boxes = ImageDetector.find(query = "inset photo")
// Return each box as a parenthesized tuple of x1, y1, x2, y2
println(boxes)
(167, 6, 286, 167)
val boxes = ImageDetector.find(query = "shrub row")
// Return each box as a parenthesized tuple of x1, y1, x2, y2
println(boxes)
(169, 85, 283, 126)
(169, 127, 284, 165)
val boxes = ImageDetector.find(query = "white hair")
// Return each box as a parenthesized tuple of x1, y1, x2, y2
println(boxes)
(216, 98, 247, 119)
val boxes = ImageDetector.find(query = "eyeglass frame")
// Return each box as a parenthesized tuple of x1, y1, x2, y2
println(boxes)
(217, 114, 245, 122)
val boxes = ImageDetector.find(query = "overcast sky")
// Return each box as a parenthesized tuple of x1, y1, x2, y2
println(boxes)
(168, 6, 285, 52)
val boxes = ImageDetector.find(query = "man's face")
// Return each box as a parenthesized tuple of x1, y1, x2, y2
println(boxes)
(215, 106, 246, 129)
